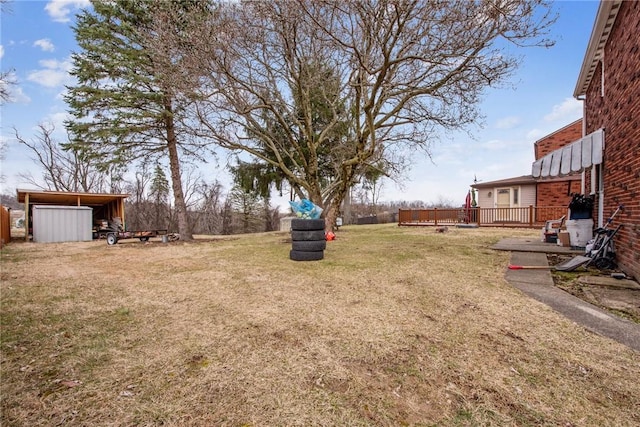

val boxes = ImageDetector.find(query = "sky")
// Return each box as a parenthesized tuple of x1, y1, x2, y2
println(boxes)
(0, 0, 600, 210)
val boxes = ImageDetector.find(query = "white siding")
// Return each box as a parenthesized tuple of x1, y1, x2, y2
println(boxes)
(475, 184, 536, 208)
(520, 185, 536, 207)
(32, 205, 93, 243)
(476, 189, 494, 208)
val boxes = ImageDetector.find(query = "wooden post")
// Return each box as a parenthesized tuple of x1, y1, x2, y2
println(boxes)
(24, 193, 30, 242)
(529, 205, 534, 227)
(120, 198, 126, 230)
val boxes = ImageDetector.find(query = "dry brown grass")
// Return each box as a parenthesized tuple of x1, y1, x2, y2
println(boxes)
(1, 224, 639, 426)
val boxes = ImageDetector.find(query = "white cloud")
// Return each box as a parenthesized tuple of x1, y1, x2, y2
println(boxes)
(495, 116, 521, 130)
(0, 70, 31, 104)
(26, 58, 73, 88)
(526, 128, 546, 141)
(45, 0, 91, 23)
(45, 111, 72, 129)
(482, 139, 509, 151)
(544, 97, 583, 122)
(0, 45, 4, 59)
(9, 85, 32, 104)
(34, 39, 55, 52)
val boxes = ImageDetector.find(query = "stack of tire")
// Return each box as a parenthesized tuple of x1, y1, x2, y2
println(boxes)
(290, 218, 326, 261)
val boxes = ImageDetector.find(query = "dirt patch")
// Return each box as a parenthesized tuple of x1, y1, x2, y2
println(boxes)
(548, 254, 640, 323)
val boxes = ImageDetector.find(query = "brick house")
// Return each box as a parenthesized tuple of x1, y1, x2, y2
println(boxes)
(472, 119, 583, 212)
(533, 119, 584, 208)
(534, 1, 639, 280)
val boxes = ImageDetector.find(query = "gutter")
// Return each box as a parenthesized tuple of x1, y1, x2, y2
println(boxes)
(573, 0, 622, 98)
(573, 1, 621, 227)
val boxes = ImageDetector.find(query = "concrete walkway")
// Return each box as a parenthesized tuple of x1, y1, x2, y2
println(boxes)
(493, 239, 640, 352)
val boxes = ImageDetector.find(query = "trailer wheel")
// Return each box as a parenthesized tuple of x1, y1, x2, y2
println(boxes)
(107, 233, 118, 245)
(139, 237, 149, 242)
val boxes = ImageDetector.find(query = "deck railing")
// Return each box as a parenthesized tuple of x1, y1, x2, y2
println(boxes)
(398, 206, 567, 228)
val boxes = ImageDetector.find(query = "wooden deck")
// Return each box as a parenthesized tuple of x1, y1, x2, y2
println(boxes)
(398, 206, 567, 229)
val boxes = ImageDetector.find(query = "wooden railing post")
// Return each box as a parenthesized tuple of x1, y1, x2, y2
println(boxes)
(434, 208, 438, 226)
(529, 205, 534, 227)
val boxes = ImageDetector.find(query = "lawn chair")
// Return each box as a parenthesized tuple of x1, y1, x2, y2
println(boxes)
(543, 215, 565, 243)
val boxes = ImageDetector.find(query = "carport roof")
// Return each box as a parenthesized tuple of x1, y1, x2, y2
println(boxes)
(17, 189, 129, 206)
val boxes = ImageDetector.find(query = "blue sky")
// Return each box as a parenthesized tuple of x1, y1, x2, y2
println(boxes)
(1, 0, 600, 208)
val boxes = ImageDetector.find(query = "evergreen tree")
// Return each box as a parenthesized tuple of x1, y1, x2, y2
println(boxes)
(228, 186, 262, 234)
(149, 164, 170, 229)
(65, 0, 213, 240)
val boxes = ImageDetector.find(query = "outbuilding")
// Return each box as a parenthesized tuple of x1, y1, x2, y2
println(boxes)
(16, 189, 129, 243)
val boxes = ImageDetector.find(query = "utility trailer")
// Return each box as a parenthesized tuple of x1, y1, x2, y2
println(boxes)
(93, 218, 176, 245)
(104, 229, 173, 245)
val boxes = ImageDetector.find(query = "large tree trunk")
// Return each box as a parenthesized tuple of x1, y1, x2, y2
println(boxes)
(324, 202, 339, 232)
(165, 101, 193, 241)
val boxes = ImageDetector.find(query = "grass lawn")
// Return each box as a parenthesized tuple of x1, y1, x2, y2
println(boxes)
(1, 224, 639, 426)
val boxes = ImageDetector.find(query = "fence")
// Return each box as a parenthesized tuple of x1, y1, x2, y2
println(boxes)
(0, 205, 10, 248)
(398, 206, 567, 228)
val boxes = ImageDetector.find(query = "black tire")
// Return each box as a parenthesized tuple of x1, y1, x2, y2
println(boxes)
(139, 237, 149, 242)
(107, 233, 118, 245)
(291, 218, 325, 231)
(292, 240, 326, 251)
(291, 230, 326, 241)
(290, 249, 324, 261)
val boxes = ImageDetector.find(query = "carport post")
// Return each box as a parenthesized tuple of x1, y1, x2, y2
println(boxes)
(24, 193, 29, 242)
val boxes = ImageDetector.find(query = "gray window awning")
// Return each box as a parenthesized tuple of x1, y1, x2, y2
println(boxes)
(532, 129, 604, 178)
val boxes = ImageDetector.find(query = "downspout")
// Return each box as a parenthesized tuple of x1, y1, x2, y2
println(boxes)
(597, 57, 605, 228)
(598, 157, 604, 228)
(578, 105, 587, 195)
(576, 95, 604, 229)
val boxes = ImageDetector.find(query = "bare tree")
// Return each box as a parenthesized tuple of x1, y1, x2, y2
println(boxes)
(1, 1, 15, 104)
(190, 179, 225, 235)
(14, 123, 119, 192)
(176, 0, 556, 229)
(0, 70, 16, 105)
(0, 136, 6, 185)
(227, 185, 263, 234)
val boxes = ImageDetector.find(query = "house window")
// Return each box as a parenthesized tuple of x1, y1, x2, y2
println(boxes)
(513, 188, 519, 205)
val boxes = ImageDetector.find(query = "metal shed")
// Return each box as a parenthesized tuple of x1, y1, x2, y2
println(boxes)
(16, 189, 129, 242)
(32, 205, 93, 243)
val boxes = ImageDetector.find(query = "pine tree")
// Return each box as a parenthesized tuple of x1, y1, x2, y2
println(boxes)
(149, 164, 170, 229)
(65, 0, 213, 240)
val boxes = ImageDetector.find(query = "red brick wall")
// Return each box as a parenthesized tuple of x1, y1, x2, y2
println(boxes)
(536, 180, 583, 209)
(584, 1, 640, 280)
(533, 119, 583, 211)
(534, 120, 582, 159)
